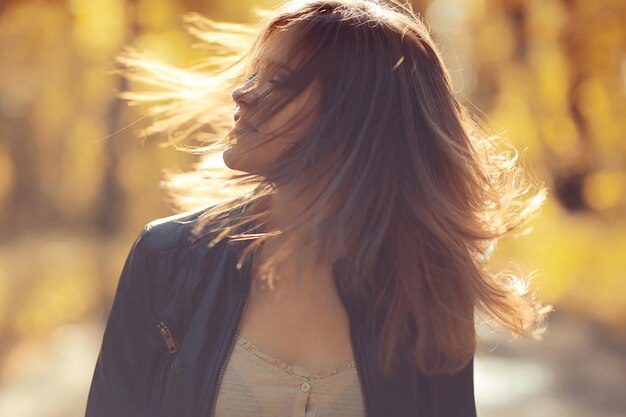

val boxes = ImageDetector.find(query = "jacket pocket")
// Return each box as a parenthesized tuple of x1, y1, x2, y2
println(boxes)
(156, 319, 181, 376)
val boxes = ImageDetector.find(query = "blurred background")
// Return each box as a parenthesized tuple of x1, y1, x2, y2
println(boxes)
(0, 0, 625, 416)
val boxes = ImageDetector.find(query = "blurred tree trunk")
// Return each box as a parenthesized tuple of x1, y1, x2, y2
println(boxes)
(553, 0, 592, 212)
(0, 112, 48, 235)
(93, 0, 140, 236)
(93, 80, 128, 236)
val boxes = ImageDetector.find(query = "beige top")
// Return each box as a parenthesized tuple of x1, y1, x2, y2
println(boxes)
(214, 335, 366, 417)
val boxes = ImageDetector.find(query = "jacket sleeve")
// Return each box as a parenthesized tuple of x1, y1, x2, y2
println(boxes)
(433, 355, 477, 417)
(85, 225, 157, 417)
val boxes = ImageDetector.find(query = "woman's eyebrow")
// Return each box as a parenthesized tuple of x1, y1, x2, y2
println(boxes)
(254, 57, 294, 74)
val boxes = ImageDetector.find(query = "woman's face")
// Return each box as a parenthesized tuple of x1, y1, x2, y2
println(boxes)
(223, 31, 321, 174)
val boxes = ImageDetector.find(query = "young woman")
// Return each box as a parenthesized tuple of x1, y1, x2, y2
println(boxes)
(86, 1, 553, 416)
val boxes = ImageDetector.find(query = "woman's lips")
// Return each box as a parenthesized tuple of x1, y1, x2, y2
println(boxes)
(228, 121, 256, 145)
(235, 120, 257, 133)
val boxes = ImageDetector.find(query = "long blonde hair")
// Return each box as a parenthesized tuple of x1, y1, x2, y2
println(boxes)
(116, 0, 553, 376)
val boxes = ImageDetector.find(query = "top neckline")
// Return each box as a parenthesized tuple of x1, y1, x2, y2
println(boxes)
(235, 335, 357, 380)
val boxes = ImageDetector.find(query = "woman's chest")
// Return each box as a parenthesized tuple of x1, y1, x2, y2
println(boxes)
(237, 271, 356, 373)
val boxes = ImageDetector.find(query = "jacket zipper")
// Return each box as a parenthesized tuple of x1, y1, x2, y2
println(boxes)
(207, 241, 262, 417)
(156, 320, 178, 353)
(332, 263, 371, 417)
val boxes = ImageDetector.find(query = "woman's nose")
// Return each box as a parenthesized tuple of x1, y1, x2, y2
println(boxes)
(231, 78, 259, 105)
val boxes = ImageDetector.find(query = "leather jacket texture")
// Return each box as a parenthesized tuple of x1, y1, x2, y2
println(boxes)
(85, 205, 477, 417)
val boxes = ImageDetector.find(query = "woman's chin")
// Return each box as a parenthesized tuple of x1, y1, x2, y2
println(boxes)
(223, 145, 250, 172)
(222, 145, 238, 169)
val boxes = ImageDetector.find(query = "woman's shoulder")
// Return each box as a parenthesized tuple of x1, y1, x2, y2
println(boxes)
(138, 201, 250, 253)
(140, 204, 224, 253)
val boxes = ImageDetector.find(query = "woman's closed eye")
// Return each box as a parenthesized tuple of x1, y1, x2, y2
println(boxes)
(244, 72, 283, 85)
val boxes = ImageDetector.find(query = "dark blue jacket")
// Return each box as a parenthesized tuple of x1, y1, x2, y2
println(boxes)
(85, 205, 477, 417)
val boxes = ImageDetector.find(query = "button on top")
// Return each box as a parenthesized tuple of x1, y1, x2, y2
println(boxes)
(300, 382, 311, 392)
